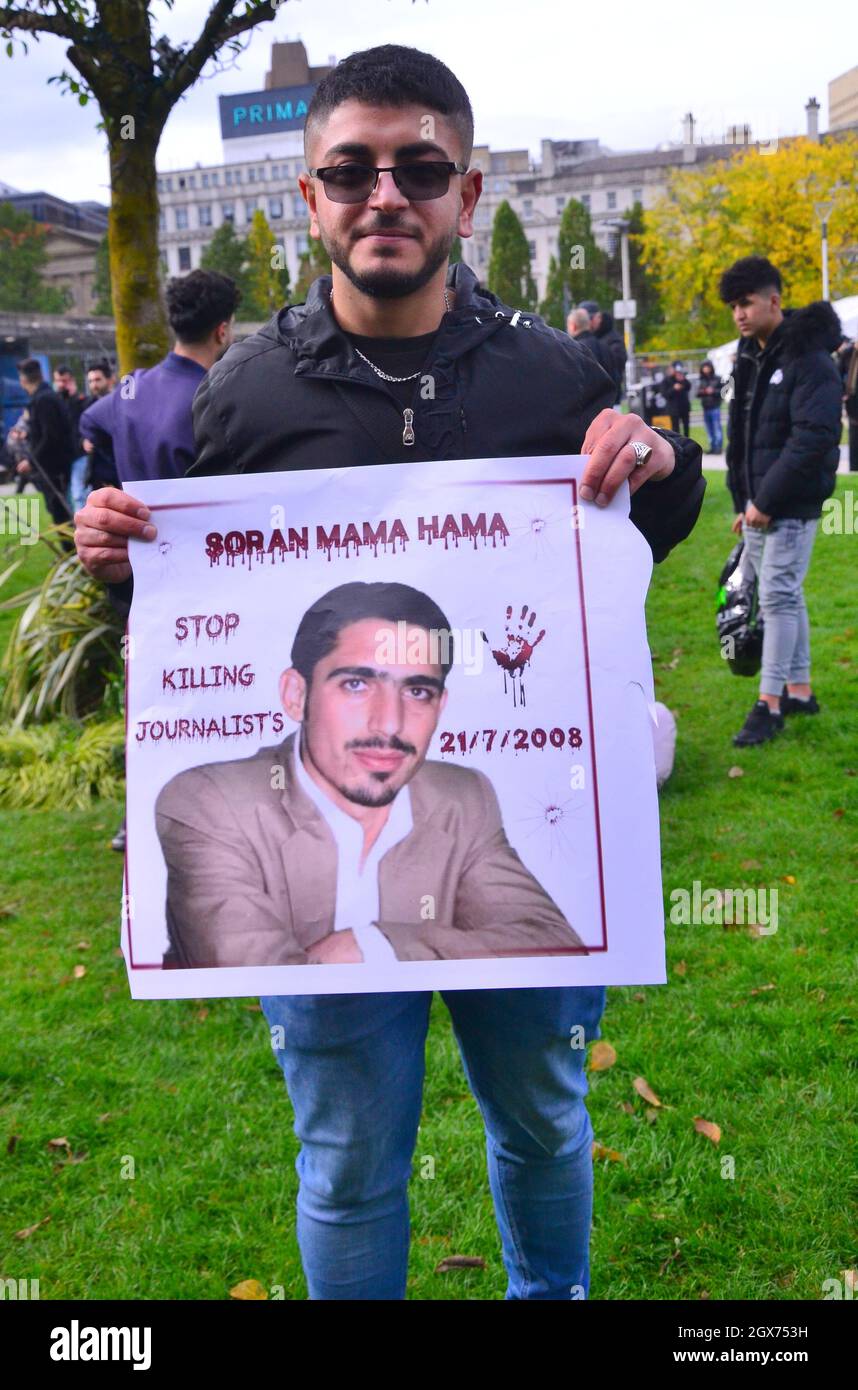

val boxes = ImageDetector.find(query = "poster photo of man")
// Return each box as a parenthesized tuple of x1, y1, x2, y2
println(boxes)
(155, 581, 588, 969)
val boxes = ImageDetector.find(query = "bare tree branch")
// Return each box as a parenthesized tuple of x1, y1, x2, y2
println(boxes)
(0, 3, 86, 39)
(157, 0, 275, 110)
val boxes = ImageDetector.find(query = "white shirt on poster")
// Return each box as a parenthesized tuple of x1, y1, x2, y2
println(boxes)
(292, 739, 412, 963)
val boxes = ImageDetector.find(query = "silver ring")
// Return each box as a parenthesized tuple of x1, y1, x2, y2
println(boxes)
(631, 440, 653, 468)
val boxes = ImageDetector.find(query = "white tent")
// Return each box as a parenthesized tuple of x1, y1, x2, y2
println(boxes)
(708, 295, 858, 381)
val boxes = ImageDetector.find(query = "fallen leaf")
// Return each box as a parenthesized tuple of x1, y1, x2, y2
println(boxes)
(693, 1117, 721, 1144)
(740, 859, 762, 870)
(434, 1255, 486, 1273)
(620, 1102, 635, 1116)
(833, 808, 845, 820)
(700, 1289, 711, 1299)
(727, 765, 744, 778)
(812, 988, 826, 1003)
(644, 1107, 659, 1124)
(749, 983, 776, 996)
(633, 1076, 663, 1108)
(417, 1235, 451, 1246)
(782, 874, 796, 884)
(195, 1008, 209, 1022)
(589, 1041, 617, 1073)
(229, 1279, 268, 1300)
(793, 946, 807, 955)
(75, 941, 91, 951)
(7, 1133, 21, 1154)
(592, 1142, 625, 1162)
(72, 964, 86, 980)
(0, 901, 22, 919)
(15, 1215, 51, 1239)
(632, 991, 646, 1002)
(243, 1003, 262, 1012)
(97, 1113, 111, 1123)
(674, 960, 687, 977)
(47, 1137, 71, 1154)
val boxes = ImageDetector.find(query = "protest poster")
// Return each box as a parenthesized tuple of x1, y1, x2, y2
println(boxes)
(122, 453, 664, 999)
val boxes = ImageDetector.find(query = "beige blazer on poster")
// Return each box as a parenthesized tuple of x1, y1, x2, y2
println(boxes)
(155, 732, 586, 967)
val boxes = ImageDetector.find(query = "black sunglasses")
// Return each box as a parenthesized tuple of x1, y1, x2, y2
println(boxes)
(308, 161, 467, 204)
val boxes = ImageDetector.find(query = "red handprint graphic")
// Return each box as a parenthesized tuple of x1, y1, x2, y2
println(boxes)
(481, 604, 546, 708)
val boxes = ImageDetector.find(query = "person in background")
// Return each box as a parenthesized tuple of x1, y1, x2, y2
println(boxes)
(78, 270, 240, 487)
(78, 269, 240, 852)
(565, 305, 611, 378)
(78, 360, 119, 498)
(720, 254, 842, 747)
(837, 335, 858, 472)
(15, 358, 76, 533)
(581, 300, 627, 407)
(661, 361, 691, 437)
(696, 359, 724, 454)
(53, 365, 87, 447)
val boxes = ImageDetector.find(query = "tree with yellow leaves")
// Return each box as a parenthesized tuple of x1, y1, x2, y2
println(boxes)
(638, 136, 858, 349)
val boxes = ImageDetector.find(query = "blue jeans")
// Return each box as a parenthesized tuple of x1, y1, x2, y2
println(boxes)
(261, 985, 607, 1300)
(703, 406, 723, 452)
(742, 508, 818, 697)
(68, 455, 90, 513)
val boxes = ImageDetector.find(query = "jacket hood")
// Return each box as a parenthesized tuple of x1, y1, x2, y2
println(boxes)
(778, 299, 843, 359)
(596, 311, 615, 335)
(699, 359, 715, 372)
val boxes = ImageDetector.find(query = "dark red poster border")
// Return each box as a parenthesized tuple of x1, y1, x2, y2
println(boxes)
(124, 471, 608, 971)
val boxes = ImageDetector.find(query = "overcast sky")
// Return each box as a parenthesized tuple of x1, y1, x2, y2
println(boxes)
(1, 0, 855, 203)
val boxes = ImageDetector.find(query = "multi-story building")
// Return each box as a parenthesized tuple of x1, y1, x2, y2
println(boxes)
(829, 64, 858, 131)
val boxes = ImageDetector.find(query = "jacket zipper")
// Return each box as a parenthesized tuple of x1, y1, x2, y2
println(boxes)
(402, 407, 415, 447)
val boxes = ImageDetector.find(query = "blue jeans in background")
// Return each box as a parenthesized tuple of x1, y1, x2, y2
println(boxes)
(68, 455, 90, 514)
(742, 508, 818, 697)
(261, 984, 607, 1300)
(703, 406, 723, 452)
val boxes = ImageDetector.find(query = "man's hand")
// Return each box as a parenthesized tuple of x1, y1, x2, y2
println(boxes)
(307, 929, 364, 964)
(580, 410, 675, 506)
(16, 460, 31, 475)
(74, 485, 156, 584)
(743, 503, 770, 531)
(731, 513, 744, 535)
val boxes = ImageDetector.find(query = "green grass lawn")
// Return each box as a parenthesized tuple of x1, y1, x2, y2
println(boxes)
(1, 478, 855, 1301)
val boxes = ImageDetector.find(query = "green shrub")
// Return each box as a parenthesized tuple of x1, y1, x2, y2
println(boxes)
(0, 538, 124, 726)
(0, 718, 124, 809)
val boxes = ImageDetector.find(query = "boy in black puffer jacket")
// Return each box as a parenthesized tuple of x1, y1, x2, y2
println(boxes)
(719, 256, 842, 747)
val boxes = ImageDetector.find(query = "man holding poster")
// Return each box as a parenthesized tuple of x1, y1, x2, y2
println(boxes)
(75, 44, 704, 1301)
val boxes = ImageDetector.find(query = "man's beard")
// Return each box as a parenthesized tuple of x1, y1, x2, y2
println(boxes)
(322, 220, 456, 300)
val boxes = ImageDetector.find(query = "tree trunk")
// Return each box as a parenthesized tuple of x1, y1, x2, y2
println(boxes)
(107, 124, 170, 373)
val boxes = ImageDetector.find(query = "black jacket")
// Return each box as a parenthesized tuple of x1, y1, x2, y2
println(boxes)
(663, 372, 692, 412)
(725, 301, 842, 518)
(190, 264, 704, 562)
(24, 382, 76, 479)
(696, 365, 723, 408)
(594, 312, 627, 402)
(573, 328, 611, 376)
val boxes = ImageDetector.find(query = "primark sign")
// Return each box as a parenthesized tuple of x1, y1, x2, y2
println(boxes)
(219, 82, 315, 139)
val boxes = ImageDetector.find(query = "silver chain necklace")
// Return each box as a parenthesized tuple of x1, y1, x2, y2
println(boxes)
(331, 284, 452, 382)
